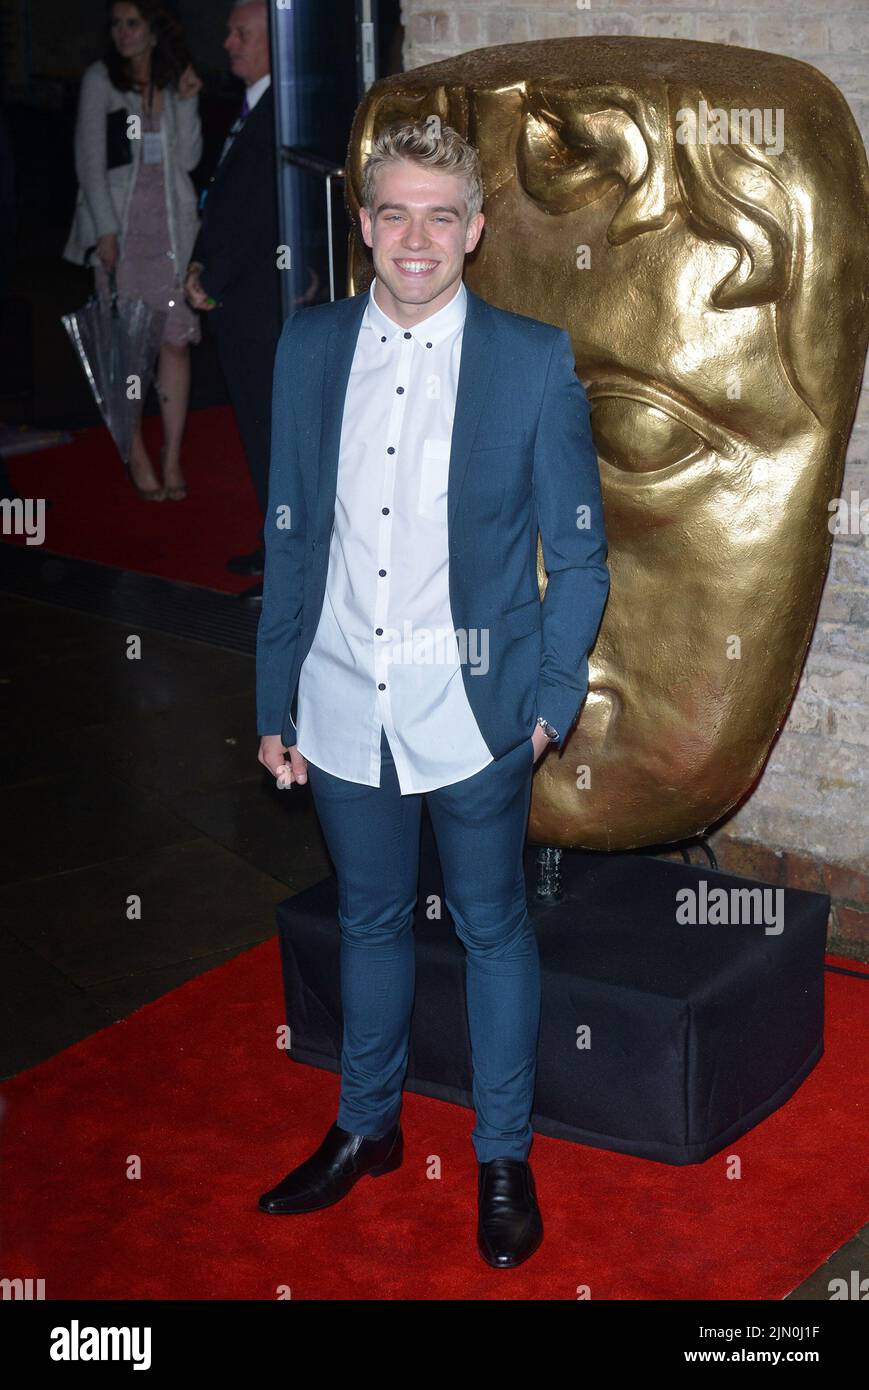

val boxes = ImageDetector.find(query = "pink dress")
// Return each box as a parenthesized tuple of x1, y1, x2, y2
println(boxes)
(95, 108, 200, 347)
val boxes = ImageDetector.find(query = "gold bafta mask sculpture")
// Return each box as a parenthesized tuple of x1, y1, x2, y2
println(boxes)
(344, 38, 869, 851)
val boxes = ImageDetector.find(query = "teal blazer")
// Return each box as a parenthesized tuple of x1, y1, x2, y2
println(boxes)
(256, 282, 610, 760)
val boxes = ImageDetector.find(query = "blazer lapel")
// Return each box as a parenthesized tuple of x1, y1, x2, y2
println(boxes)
(317, 291, 368, 535)
(315, 281, 498, 537)
(446, 284, 497, 535)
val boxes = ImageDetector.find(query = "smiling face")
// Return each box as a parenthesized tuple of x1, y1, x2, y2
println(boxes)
(358, 158, 484, 323)
(110, 2, 153, 62)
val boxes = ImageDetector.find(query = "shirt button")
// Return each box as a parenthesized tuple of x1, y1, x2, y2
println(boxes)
(387, 446, 395, 454)
(382, 506, 389, 515)
(378, 568, 386, 577)
(375, 627, 383, 635)
(378, 682, 386, 690)
(380, 335, 386, 342)
(403, 331, 411, 338)
(396, 386, 404, 394)
(426, 342, 432, 349)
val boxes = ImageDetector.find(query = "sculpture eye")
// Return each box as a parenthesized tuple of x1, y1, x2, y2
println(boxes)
(590, 396, 707, 474)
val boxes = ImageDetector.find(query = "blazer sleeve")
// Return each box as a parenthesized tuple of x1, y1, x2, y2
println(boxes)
(255, 314, 307, 738)
(532, 327, 610, 745)
(172, 87, 203, 172)
(74, 64, 120, 241)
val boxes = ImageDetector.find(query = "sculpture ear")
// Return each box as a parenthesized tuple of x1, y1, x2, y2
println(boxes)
(516, 82, 793, 312)
(518, 89, 636, 203)
(517, 84, 675, 242)
(515, 78, 855, 432)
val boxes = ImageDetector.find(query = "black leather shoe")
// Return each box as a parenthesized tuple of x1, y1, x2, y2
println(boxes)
(477, 1158, 543, 1267)
(226, 548, 265, 576)
(258, 1121, 403, 1214)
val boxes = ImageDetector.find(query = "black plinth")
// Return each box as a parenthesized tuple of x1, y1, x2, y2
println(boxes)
(276, 815, 828, 1164)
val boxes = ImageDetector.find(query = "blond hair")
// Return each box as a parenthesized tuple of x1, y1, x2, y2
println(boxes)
(360, 119, 483, 221)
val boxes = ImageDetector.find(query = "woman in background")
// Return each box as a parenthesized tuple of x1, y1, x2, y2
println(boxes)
(65, 1, 202, 500)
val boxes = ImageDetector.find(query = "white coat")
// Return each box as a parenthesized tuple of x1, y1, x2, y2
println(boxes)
(63, 59, 201, 279)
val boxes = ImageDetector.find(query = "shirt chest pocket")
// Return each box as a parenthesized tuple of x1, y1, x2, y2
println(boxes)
(417, 438, 451, 520)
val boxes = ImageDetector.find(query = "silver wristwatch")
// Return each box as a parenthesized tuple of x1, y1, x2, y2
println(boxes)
(536, 716, 559, 742)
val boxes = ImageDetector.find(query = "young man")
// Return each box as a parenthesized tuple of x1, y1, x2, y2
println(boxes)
(255, 121, 609, 1268)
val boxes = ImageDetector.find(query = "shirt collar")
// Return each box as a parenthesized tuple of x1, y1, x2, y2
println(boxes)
(364, 275, 467, 348)
(245, 73, 271, 111)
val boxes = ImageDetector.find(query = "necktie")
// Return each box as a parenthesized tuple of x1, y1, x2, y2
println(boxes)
(200, 92, 253, 210)
(217, 92, 251, 166)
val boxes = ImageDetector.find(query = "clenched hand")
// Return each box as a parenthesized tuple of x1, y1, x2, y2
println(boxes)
(259, 734, 308, 787)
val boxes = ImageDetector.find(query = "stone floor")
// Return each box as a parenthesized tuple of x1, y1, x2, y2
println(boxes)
(0, 585, 866, 1300)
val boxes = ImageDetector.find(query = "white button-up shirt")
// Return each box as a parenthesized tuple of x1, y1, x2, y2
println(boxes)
(294, 275, 495, 794)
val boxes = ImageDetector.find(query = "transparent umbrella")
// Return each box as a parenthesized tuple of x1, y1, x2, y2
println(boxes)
(61, 270, 166, 466)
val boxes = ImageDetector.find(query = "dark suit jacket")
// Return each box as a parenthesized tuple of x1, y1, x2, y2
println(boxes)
(256, 283, 610, 760)
(191, 83, 281, 341)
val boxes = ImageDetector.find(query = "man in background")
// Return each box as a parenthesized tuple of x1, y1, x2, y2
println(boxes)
(185, 0, 280, 595)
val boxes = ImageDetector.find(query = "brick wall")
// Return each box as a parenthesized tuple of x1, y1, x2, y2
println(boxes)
(402, 1, 869, 953)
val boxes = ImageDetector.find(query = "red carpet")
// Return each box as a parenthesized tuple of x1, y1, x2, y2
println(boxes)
(1, 944, 866, 1300)
(4, 408, 262, 593)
